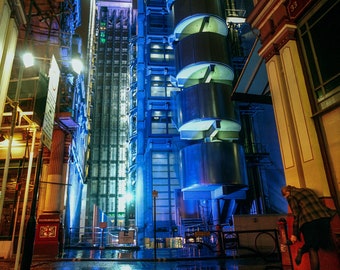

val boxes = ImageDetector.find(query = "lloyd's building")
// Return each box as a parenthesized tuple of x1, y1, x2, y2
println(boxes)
(87, 0, 274, 246)
(132, 0, 249, 244)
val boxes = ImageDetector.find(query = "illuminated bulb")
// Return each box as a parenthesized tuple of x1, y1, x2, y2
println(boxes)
(71, 58, 83, 74)
(22, 52, 34, 68)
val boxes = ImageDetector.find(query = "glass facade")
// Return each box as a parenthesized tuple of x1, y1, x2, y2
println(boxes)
(86, 2, 131, 227)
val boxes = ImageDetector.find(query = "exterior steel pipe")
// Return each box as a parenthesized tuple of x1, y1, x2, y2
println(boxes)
(175, 32, 234, 87)
(173, 82, 240, 140)
(171, 0, 227, 40)
(179, 142, 248, 198)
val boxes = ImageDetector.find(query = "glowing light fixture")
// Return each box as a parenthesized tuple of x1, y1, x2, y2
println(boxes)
(23, 52, 83, 75)
(71, 58, 83, 75)
(225, 8, 246, 24)
(22, 52, 34, 68)
(226, 17, 246, 24)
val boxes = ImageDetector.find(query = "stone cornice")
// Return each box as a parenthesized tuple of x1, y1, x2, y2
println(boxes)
(247, 0, 286, 31)
(259, 23, 297, 62)
(247, 0, 318, 62)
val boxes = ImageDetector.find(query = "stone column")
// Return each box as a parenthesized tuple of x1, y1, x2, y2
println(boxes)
(261, 25, 329, 196)
(266, 52, 305, 187)
(278, 40, 328, 194)
(44, 128, 66, 212)
(34, 128, 66, 256)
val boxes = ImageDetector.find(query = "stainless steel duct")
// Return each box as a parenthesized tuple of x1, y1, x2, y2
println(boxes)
(179, 142, 248, 200)
(173, 82, 240, 141)
(174, 32, 233, 87)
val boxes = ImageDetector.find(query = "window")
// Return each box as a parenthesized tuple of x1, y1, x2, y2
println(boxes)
(151, 110, 177, 135)
(149, 43, 174, 65)
(150, 74, 178, 97)
(298, 1, 340, 104)
(152, 152, 180, 222)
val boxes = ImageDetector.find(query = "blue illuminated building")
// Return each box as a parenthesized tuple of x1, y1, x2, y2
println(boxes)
(84, 0, 286, 247)
(60, 8, 88, 234)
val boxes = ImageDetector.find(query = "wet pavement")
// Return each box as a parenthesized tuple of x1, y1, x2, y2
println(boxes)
(1, 257, 283, 270)
(0, 247, 287, 269)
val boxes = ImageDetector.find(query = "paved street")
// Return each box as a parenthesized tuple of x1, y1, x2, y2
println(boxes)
(1, 257, 284, 270)
(0, 247, 286, 270)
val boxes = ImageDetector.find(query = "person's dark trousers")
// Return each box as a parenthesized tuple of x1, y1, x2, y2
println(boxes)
(296, 218, 333, 267)
(300, 218, 333, 253)
(309, 248, 320, 270)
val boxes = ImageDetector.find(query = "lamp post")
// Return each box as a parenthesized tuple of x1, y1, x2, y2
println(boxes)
(20, 140, 43, 270)
(14, 124, 37, 270)
(18, 54, 82, 269)
(152, 190, 158, 260)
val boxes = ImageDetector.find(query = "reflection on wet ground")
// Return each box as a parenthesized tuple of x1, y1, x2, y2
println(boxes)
(47, 248, 282, 269)
(29, 258, 272, 270)
(0, 249, 284, 270)
(62, 247, 214, 260)
(0, 248, 284, 269)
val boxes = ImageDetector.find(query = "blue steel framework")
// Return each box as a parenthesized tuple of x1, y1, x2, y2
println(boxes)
(129, 0, 285, 245)
(132, 0, 182, 244)
(83, 0, 286, 248)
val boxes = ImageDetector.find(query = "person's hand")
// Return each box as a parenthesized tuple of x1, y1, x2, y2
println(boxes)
(290, 235, 297, 243)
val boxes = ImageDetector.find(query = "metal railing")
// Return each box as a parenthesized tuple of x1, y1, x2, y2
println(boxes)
(64, 226, 137, 248)
(64, 226, 286, 263)
(184, 228, 282, 262)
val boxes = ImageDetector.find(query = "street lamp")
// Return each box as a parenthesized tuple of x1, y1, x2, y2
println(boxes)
(14, 124, 38, 270)
(152, 190, 158, 260)
(23, 52, 83, 75)
(22, 52, 35, 68)
(71, 57, 83, 75)
(18, 53, 83, 270)
(12, 45, 44, 270)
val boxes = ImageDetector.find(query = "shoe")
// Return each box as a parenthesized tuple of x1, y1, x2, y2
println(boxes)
(295, 248, 303, 265)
